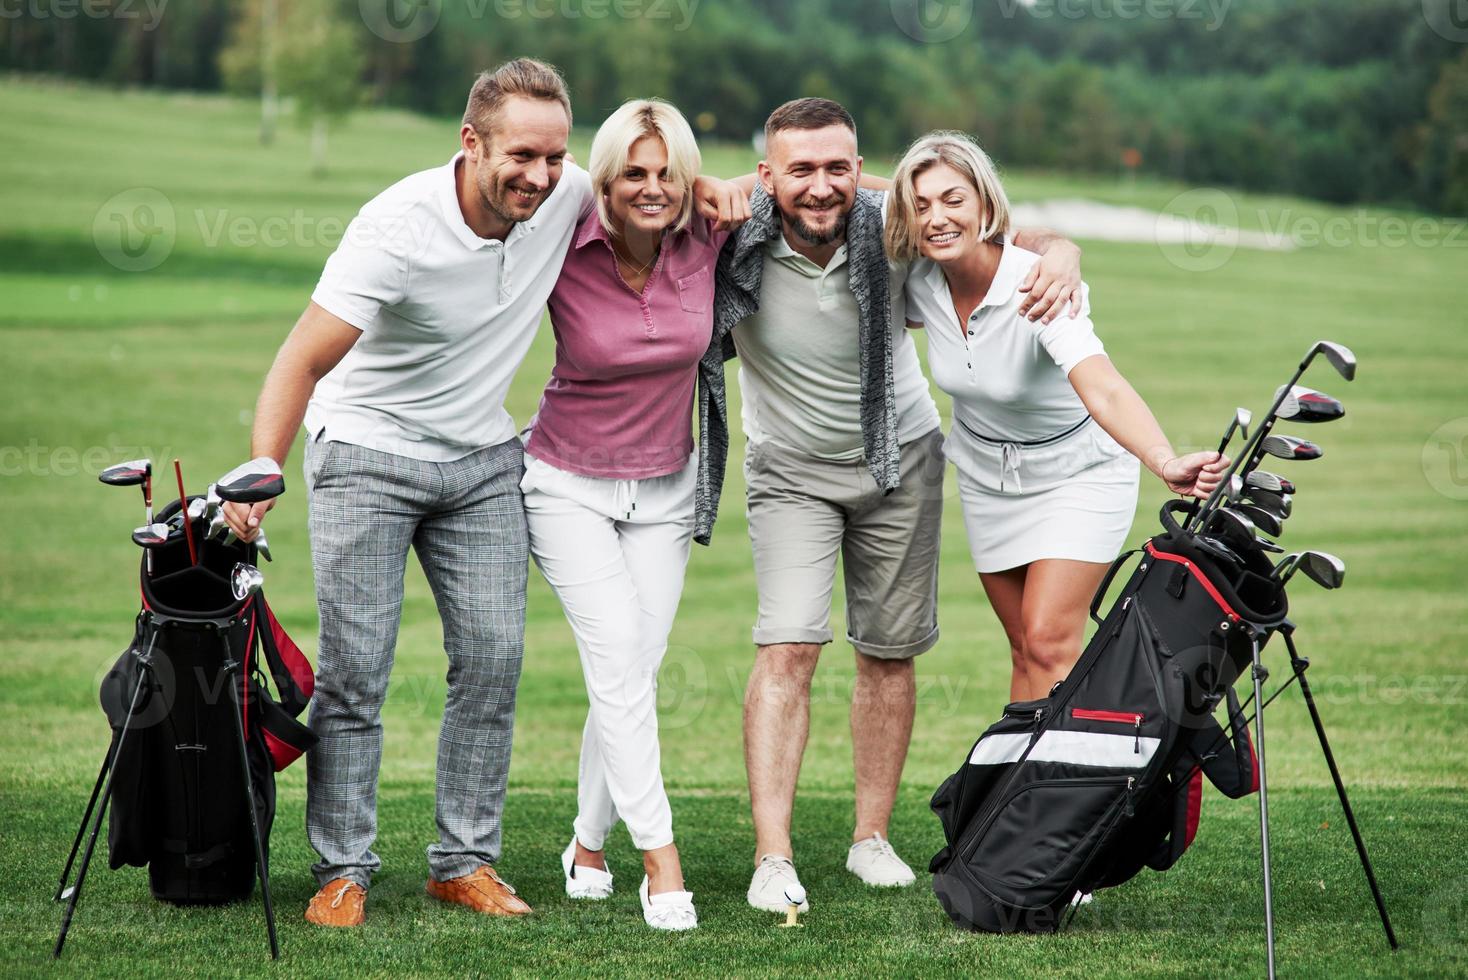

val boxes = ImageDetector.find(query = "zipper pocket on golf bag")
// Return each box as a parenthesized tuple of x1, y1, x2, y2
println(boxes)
(961, 774, 1136, 891)
(1071, 708, 1146, 754)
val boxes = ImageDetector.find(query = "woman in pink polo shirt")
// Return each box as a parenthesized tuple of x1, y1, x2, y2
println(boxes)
(520, 99, 741, 931)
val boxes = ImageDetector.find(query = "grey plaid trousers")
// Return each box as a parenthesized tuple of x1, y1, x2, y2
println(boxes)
(303, 435, 528, 887)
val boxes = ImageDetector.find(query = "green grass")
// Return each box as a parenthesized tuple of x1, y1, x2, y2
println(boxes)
(3, 76, 1467, 977)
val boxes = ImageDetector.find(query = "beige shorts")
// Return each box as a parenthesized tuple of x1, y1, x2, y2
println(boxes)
(743, 428, 944, 659)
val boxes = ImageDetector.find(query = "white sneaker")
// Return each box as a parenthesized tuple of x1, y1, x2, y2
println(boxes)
(639, 875, 697, 931)
(747, 854, 810, 913)
(1071, 891, 1094, 907)
(561, 838, 613, 900)
(845, 833, 916, 887)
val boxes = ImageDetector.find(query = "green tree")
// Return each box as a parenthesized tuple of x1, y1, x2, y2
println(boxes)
(220, 0, 364, 175)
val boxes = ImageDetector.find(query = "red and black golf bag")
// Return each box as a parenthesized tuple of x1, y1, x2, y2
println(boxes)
(55, 496, 315, 958)
(929, 500, 1283, 933)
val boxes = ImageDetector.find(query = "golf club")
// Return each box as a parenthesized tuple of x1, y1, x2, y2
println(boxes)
(172, 459, 198, 566)
(1258, 434, 1323, 462)
(1186, 340, 1355, 533)
(1246, 471, 1296, 495)
(1184, 408, 1251, 524)
(215, 457, 285, 505)
(1196, 533, 1247, 568)
(131, 523, 171, 549)
(1274, 384, 1345, 424)
(230, 562, 265, 602)
(223, 527, 272, 562)
(101, 459, 154, 572)
(1273, 550, 1345, 589)
(1205, 506, 1283, 555)
(1245, 488, 1293, 518)
(1234, 503, 1284, 538)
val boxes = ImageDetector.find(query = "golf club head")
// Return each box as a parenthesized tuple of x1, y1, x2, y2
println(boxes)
(1205, 506, 1258, 553)
(1235, 407, 1252, 441)
(1246, 470, 1296, 495)
(1305, 340, 1357, 382)
(230, 562, 265, 601)
(1245, 488, 1292, 518)
(132, 522, 171, 548)
(1297, 550, 1346, 589)
(1225, 473, 1245, 502)
(216, 456, 285, 504)
(1260, 434, 1323, 461)
(255, 530, 272, 563)
(1234, 503, 1283, 537)
(1195, 534, 1245, 568)
(100, 458, 151, 487)
(1275, 384, 1345, 423)
(187, 497, 208, 521)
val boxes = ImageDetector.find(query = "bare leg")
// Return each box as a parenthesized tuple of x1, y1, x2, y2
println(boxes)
(979, 567, 1030, 700)
(744, 642, 821, 863)
(1020, 559, 1111, 697)
(850, 652, 915, 841)
(642, 843, 683, 894)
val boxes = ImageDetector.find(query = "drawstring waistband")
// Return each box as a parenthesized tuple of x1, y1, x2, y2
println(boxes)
(1000, 443, 1022, 493)
(957, 415, 1093, 494)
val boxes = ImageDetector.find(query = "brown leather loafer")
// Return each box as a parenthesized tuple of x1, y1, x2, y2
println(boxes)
(305, 878, 367, 927)
(426, 865, 532, 917)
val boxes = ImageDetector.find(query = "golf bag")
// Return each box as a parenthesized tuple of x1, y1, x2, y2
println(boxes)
(57, 495, 314, 948)
(930, 500, 1286, 933)
(99, 501, 316, 902)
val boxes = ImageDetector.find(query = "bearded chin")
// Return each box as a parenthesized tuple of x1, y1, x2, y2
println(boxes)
(782, 207, 848, 247)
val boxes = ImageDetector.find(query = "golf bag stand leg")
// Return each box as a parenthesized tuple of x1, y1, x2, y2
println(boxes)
(53, 645, 154, 958)
(54, 742, 117, 902)
(223, 654, 280, 960)
(1282, 629, 1399, 950)
(1249, 631, 1278, 980)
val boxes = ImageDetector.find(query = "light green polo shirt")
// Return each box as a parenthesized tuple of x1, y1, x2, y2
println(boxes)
(733, 234, 940, 461)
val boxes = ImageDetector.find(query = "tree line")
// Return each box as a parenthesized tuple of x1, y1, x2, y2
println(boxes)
(3, 0, 1465, 213)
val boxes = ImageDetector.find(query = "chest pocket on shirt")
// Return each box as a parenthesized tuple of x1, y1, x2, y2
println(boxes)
(676, 267, 712, 314)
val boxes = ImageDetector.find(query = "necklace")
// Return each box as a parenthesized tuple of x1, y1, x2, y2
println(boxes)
(612, 238, 658, 281)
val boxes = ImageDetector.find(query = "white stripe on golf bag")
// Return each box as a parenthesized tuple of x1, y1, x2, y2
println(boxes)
(969, 730, 1160, 769)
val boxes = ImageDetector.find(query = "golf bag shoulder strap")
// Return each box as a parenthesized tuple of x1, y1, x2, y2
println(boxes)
(252, 593, 314, 717)
(1090, 548, 1143, 626)
(1147, 689, 1258, 873)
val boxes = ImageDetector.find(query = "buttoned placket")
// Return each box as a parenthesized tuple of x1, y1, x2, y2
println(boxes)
(608, 239, 668, 339)
(816, 247, 848, 312)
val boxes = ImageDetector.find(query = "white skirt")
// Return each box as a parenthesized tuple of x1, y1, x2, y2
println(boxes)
(955, 451, 1140, 573)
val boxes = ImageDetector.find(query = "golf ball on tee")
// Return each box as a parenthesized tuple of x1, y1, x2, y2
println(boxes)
(784, 883, 806, 906)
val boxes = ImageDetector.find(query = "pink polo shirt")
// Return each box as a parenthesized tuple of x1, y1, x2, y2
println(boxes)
(525, 211, 731, 479)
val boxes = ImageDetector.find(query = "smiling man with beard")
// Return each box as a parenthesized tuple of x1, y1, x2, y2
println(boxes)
(221, 58, 747, 929)
(695, 98, 1085, 912)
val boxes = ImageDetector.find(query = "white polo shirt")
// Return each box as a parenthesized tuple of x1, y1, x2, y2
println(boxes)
(307, 154, 593, 460)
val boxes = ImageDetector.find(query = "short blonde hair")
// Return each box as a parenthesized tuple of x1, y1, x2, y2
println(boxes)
(884, 131, 1011, 262)
(589, 99, 702, 237)
(463, 58, 572, 139)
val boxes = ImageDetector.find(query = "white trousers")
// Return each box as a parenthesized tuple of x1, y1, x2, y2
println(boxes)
(521, 452, 697, 851)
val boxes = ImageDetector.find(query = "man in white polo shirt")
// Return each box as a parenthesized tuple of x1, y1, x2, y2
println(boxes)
(221, 59, 746, 928)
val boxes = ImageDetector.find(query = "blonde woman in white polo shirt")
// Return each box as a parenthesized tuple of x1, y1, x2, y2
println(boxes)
(886, 131, 1230, 704)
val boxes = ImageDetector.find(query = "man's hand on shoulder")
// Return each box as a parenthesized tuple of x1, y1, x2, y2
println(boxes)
(692, 176, 752, 232)
(1013, 228, 1082, 324)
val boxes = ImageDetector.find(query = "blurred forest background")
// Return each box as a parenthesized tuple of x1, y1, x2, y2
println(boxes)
(4, 0, 1466, 211)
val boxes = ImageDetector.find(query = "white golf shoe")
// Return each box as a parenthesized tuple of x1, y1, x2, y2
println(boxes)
(639, 876, 697, 931)
(845, 833, 916, 887)
(747, 854, 810, 913)
(561, 838, 614, 900)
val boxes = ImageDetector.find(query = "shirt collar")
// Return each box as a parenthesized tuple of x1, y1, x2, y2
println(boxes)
(439, 151, 536, 251)
(767, 230, 848, 268)
(921, 236, 1025, 309)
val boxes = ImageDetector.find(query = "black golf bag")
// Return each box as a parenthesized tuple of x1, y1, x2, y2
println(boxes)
(930, 500, 1285, 933)
(56, 496, 314, 956)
